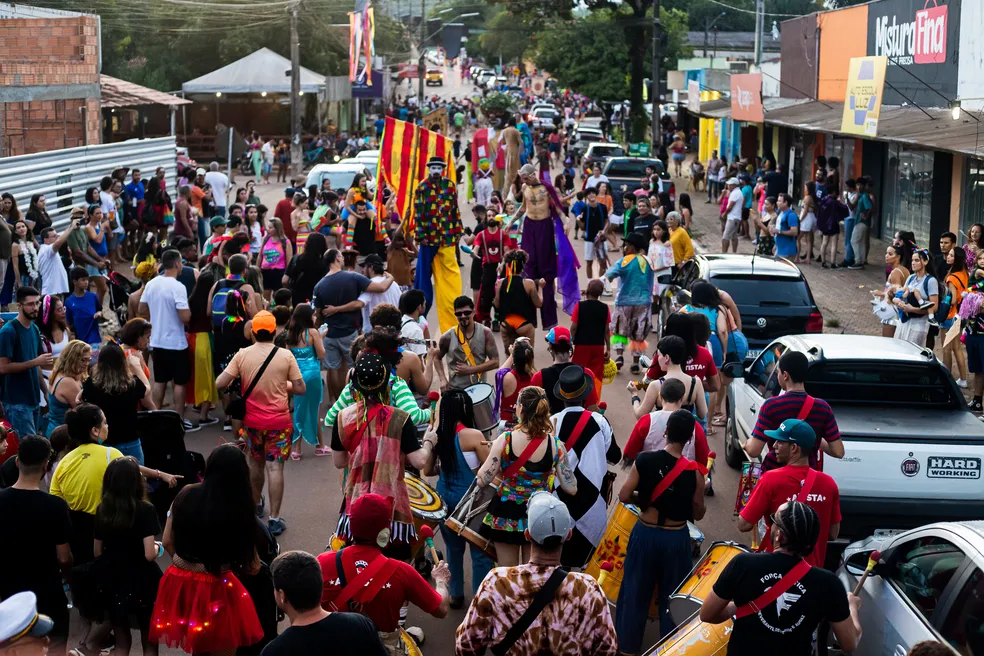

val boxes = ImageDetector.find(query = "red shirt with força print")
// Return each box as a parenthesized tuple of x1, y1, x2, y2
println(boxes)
(739, 464, 842, 568)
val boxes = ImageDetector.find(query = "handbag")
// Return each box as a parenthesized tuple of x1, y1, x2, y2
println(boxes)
(226, 346, 280, 421)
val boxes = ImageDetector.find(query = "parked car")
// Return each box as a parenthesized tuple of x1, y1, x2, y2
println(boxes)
(425, 69, 444, 86)
(657, 254, 822, 356)
(724, 334, 984, 538)
(569, 128, 606, 162)
(582, 143, 626, 175)
(305, 162, 374, 195)
(601, 157, 675, 206)
(833, 521, 984, 655)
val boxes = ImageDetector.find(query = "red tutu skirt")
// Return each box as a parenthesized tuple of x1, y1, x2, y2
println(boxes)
(149, 562, 263, 653)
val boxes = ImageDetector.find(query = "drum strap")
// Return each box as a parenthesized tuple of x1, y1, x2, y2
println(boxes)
(734, 559, 811, 619)
(502, 435, 546, 481)
(564, 411, 594, 451)
(490, 567, 569, 656)
(650, 455, 698, 504)
(797, 468, 819, 502)
(796, 395, 815, 420)
(330, 548, 400, 612)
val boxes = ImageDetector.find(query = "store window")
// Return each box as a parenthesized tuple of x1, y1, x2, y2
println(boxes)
(825, 137, 855, 193)
(961, 158, 984, 243)
(882, 145, 934, 248)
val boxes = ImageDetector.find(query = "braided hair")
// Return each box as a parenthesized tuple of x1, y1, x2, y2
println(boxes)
(435, 389, 475, 477)
(774, 501, 820, 557)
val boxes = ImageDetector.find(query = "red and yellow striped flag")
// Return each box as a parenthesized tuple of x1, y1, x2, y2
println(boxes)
(375, 116, 456, 234)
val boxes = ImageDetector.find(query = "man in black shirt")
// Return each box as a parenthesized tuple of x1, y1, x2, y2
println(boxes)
(0, 436, 73, 644)
(763, 160, 787, 200)
(262, 550, 386, 656)
(700, 501, 862, 656)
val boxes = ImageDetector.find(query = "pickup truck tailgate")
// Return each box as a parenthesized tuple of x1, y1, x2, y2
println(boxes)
(826, 407, 984, 500)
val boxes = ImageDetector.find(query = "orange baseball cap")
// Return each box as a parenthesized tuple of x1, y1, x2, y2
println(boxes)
(251, 311, 276, 334)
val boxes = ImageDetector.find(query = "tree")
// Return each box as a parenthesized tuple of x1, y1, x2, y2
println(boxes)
(533, 11, 630, 101)
(478, 10, 533, 68)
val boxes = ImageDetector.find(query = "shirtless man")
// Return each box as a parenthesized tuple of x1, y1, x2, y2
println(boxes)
(516, 164, 561, 329)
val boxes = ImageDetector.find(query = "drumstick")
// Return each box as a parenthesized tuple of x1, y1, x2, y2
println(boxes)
(419, 525, 441, 564)
(852, 550, 881, 596)
(427, 391, 440, 429)
(705, 451, 716, 484)
(598, 560, 613, 587)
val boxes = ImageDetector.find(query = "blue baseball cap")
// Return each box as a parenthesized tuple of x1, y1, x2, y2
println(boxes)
(764, 418, 816, 450)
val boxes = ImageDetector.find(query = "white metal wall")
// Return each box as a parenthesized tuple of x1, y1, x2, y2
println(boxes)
(0, 137, 178, 230)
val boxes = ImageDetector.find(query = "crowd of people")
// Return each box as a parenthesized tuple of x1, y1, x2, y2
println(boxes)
(0, 80, 963, 656)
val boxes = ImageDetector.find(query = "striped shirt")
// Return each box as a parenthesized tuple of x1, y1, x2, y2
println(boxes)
(324, 375, 430, 428)
(751, 391, 840, 472)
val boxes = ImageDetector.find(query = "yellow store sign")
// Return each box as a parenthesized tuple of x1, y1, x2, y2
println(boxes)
(841, 56, 888, 137)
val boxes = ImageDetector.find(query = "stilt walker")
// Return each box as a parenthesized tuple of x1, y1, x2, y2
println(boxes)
(414, 156, 463, 334)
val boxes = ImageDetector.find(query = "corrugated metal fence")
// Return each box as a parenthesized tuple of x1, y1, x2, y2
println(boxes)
(0, 137, 178, 230)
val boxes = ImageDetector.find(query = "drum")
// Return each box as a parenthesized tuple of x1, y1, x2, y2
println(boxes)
(667, 541, 749, 626)
(465, 383, 497, 436)
(401, 627, 423, 656)
(584, 503, 659, 619)
(643, 609, 732, 655)
(444, 479, 497, 560)
(405, 471, 447, 557)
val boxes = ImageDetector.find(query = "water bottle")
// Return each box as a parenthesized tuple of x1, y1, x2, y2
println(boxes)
(63, 581, 73, 610)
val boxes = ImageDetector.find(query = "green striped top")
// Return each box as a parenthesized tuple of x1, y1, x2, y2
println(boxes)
(323, 375, 431, 428)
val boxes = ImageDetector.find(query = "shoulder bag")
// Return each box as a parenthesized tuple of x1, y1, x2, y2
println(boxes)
(490, 567, 569, 656)
(226, 346, 280, 421)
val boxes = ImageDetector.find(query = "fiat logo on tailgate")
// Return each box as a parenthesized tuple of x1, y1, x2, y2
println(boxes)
(901, 458, 920, 477)
(757, 317, 767, 328)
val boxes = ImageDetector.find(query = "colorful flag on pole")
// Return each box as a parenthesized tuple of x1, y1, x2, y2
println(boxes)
(348, 4, 375, 84)
(374, 116, 456, 233)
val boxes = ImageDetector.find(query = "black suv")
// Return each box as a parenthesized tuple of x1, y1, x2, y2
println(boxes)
(602, 157, 674, 208)
(657, 254, 823, 358)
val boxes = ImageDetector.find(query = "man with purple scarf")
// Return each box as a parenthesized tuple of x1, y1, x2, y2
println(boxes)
(515, 164, 580, 329)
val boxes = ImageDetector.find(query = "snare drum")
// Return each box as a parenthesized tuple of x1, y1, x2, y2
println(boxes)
(643, 609, 732, 655)
(405, 472, 447, 558)
(667, 541, 749, 626)
(444, 479, 497, 560)
(584, 503, 658, 619)
(465, 383, 497, 436)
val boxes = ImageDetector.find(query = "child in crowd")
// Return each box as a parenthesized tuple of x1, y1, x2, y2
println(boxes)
(571, 279, 611, 393)
(65, 267, 103, 346)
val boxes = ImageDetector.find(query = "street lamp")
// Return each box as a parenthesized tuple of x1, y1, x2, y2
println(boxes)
(703, 12, 727, 59)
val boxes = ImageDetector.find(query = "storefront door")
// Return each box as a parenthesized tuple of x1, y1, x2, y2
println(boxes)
(882, 144, 934, 248)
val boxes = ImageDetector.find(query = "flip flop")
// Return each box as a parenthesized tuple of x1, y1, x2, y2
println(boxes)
(711, 416, 727, 427)
(290, 452, 302, 461)
(315, 446, 331, 457)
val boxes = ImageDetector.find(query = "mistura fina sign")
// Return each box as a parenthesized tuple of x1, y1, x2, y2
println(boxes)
(866, 0, 960, 107)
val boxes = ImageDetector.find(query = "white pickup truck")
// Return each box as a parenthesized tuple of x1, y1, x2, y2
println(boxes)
(724, 334, 984, 540)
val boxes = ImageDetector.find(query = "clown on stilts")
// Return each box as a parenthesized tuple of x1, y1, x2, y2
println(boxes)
(513, 163, 580, 329)
(414, 156, 464, 334)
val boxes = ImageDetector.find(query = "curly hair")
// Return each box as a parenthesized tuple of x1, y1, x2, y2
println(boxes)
(369, 303, 402, 331)
(515, 386, 553, 438)
(49, 340, 91, 386)
(503, 248, 529, 274)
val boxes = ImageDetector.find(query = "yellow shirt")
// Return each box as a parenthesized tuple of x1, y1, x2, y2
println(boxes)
(669, 228, 694, 264)
(49, 443, 123, 515)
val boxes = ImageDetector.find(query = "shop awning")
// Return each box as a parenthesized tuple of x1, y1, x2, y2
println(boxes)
(101, 75, 191, 109)
(181, 48, 326, 95)
(764, 100, 984, 159)
(689, 96, 812, 120)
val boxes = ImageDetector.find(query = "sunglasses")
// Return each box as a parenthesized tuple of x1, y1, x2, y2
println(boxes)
(769, 512, 787, 533)
(455, 310, 474, 318)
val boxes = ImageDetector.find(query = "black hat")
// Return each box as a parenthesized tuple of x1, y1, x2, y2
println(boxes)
(426, 156, 447, 168)
(553, 365, 594, 404)
(623, 232, 648, 251)
(353, 353, 389, 396)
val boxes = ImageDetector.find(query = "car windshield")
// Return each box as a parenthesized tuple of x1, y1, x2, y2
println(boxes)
(308, 169, 359, 190)
(806, 362, 960, 407)
(605, 160, 658, 177)
(590, 146, 625, 157)
(710, 275, 813, 307)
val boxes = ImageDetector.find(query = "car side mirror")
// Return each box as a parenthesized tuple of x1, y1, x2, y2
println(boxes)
(657, 274, 675, 286)
(722, 361, 745, 379)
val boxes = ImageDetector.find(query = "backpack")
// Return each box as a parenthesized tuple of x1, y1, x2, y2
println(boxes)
(212, 278, 246, 328)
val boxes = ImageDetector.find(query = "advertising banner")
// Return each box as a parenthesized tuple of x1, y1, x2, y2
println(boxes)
(730, 73, 763, 123)
(841, 56, 888, 136)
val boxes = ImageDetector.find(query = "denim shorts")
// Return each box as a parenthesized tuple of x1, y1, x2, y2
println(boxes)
(115, 439, 145, 465)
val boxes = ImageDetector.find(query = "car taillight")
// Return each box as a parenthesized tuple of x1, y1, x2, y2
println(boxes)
(806, 312, 823, 333)
(669, 183, 676, 204)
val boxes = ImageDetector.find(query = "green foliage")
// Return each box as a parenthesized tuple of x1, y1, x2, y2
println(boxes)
(22, 0, 409, 91)
(480, 90, 518, 114)
(478, 10, 531, 67)
(533, 11, 631, 101)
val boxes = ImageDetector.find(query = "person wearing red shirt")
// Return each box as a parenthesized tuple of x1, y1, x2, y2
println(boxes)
(623, 378, 709, 474)
(737, 419, 841, 568)
(319, 493, 451, 652)
(274, 188, 297, 245)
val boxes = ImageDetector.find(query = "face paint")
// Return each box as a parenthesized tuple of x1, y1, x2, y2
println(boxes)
(428, 165, 444, 177)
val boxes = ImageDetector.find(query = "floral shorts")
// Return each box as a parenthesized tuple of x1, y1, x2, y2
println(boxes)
(243, 426, 293, 463)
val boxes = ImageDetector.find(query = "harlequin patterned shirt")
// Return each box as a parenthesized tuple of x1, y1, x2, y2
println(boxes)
(455, 564, 618, 656)
(413, 177, 462, 248)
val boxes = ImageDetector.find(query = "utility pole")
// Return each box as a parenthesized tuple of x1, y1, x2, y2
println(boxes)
(753, 0, 764, 66)
(290, 1, 302, 178)
(417, 0, 426, 104)
(651, 0, 661, 151)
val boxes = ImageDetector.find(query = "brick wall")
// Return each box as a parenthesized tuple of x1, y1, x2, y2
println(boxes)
(0, 15, 100, 156)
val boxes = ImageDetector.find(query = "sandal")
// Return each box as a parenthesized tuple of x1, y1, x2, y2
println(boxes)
(711, 416, 727, 427)
(615, 356, 624, 371)
(315, 446, 331, 457)
(290, 451, 302, 461)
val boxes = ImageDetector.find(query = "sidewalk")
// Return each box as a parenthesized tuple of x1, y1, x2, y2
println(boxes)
(678, 174, 891, 338)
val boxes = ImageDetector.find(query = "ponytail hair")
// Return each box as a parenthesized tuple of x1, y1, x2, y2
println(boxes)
(515, 386, 552, 439)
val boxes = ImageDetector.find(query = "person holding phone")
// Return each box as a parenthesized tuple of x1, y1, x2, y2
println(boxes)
(37, 222, 79, 298)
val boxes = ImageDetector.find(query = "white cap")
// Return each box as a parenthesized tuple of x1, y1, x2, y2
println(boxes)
(196, 168, 206, 176)
(527, 491, 574, 544)
(727, 177, 740, 185)
(0, 592, 54, 645)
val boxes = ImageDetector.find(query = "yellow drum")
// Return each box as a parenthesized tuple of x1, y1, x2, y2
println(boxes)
(643, 610, 732, 655)
(667, 541, 749, 626)
(584, 502, 659, 619)
(405, 471, 447, 558)
(401, 627, 423, 655)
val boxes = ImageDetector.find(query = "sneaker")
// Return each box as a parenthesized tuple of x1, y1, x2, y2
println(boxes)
(405, 626, 425, 645)
(256, 495, 266, 518)
(957, 378, 969, 389)
(969, 399, 982, 413)
(223, 420, 233, 431)
(199, 416, 220, 427)
(848, 263, 865, 270)
(491, 321, 500, 333)
(182, 419, 200, 433)
(268, 517, 287, 536)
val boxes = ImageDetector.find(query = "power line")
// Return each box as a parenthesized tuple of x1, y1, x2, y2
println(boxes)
(701, 0, 807, 18)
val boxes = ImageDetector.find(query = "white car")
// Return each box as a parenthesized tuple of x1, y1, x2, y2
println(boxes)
(305, 162, 374, 194)
(353, 149, 379, 175)
(530, 107, 559, 130)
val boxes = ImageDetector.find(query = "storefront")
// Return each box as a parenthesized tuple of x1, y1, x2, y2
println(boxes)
(880, 145, 936, 248)
(960, 157, 984, 239)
